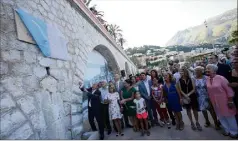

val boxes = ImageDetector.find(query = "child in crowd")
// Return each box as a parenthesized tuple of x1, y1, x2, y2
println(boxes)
(151, 78, 171, 129)
(133, 92, 150, 136)
(106, 85, 124, 136)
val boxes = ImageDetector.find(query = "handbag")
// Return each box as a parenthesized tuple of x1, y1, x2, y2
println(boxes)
(181, 97, 191, 105)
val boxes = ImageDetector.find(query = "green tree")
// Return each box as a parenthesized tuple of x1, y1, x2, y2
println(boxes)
(108, 24, 122, 40)
(229, 30, 238, 45)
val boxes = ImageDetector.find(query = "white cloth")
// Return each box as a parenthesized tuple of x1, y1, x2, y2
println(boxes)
(89, 90, 96, 107)
(143, 79, 151, 96)
(173, 72, 181, 83)
(133, 98, 146, 114)
(99, 87, 109, 103)
(107, 92, 123, 120)
(218, 115, 238, 135)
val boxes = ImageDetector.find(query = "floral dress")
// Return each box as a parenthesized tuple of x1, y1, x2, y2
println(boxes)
(195, 76, 209, 111)
(107, 92, 123, 120)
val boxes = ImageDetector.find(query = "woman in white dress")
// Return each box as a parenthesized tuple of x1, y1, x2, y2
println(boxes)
(106, 85, 124, 136)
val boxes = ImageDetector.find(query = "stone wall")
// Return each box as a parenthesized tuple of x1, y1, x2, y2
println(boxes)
(0, 0, 137, 139)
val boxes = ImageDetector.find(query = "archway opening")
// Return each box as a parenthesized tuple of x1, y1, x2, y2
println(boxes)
(83, 45, 120, 88)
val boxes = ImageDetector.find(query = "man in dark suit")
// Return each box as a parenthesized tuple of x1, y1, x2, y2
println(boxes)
(208, 54, 232, 82)
(79, 82, 104, 140)
(138, 72, 159, 126)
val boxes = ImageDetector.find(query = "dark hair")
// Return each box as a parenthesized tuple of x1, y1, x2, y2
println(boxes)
(125, 79, 133, 86)
(150, 69, 159, 79)
(130, 76, 136, 80)
(140, 72, 146, 75)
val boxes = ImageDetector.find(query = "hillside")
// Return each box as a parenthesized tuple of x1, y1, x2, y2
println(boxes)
(166, 8, 237, 46)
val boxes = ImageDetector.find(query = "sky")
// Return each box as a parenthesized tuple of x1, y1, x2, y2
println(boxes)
(90, 0, 237, 48)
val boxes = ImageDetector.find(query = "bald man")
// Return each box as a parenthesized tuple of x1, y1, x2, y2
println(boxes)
(79, 82, 105, 140)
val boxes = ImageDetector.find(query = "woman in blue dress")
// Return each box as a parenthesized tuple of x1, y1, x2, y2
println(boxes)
(162, 72, 184, 130)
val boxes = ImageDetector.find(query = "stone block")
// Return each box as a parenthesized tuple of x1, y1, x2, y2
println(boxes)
(29, 111, 47, 139)
(50, 68, 68, 80)
(40, 76, 58, 93)
(1, 77, 25, 97)
(24, 51, 37, 64)
(82, 100, 88, 111)
(0, 62, 8, 75)
(56, 60, 64, 68)
(57, 81, 65, 92)
(23, 75, 39, 92)
(17, 95, 36, 115)
(72, 125, 83, 139)
(33, 66, 47, 78)
(0, 93, 16, 113)
(71, 104, 82, 113)
(1, 50, 21, 62)
(7, 123, 34, 139)
(72, 114, 83, 127)
(0, 110, 26, 137)
(12, 63, 32, 76)
(38, 56, 56, 67)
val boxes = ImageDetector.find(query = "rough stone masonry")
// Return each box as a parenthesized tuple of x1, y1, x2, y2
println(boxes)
(0, 0, 136, 139)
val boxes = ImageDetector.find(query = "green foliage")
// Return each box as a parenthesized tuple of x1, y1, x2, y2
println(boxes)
(229, 30, 238, 45)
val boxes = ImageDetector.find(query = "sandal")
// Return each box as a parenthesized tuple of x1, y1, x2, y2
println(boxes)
(146, 131, 150, 136)
(204, 122, 211, 127)
(196, 122, 202, 131)
(229, 134, 238, 139)
(141, 131, 145, 136)
(116, 133, 119, 137)
(191, 122, 196, 130)
(222, 131, 229, 136)
(167, 122, 171, 129)
(120, 133, 124, 136)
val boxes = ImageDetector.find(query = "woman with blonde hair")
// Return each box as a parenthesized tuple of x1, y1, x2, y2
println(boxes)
(206, 64, 238, 138)
(194, 66, 219, 129)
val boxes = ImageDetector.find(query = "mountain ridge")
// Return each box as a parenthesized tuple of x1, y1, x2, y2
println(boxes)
(166, 8, 237, 46)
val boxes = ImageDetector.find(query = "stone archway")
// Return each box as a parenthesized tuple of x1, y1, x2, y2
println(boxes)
(93, 45, 120, 74)
(125, 62, 131, 77)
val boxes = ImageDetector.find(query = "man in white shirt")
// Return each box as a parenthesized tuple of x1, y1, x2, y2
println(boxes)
(99, 81, 112, 135)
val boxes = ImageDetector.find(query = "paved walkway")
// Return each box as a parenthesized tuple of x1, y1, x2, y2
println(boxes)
(105, 111, 233, 140)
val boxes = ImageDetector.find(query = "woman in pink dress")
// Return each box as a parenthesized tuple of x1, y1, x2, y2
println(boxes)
(206, 64, 238, 138)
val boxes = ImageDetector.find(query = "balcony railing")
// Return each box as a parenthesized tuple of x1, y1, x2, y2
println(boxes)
(73, 0, 136, 67)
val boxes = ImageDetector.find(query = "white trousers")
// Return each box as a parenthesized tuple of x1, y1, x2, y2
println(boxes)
(218, 116, 238, 135)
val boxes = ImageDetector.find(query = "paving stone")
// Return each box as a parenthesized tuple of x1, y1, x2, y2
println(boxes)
(1, 50, 21, 62)
(17, 95, 36, 115)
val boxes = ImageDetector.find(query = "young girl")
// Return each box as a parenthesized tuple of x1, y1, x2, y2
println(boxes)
(151, 77, 171, 128)
(106, 85, 124, 136)
(133, 92, 150, 136)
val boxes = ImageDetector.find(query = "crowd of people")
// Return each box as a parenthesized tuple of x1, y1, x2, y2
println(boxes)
(79, 47, 238, 140)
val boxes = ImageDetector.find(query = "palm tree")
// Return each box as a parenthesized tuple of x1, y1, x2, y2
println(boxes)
(108, 24, 122, 40)
(83, 0, 92, 7)
(117, 36, 126, 47)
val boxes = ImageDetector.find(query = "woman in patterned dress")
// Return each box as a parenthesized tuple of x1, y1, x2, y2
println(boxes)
(107, 85, 124, 136)
(194, 66, 219, 129)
